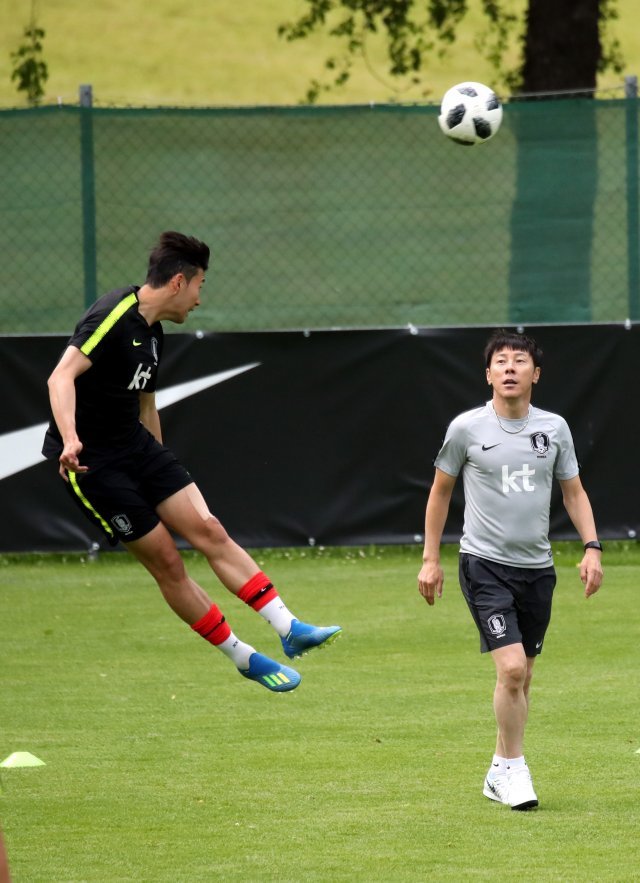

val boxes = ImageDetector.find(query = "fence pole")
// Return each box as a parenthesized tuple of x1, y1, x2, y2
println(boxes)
(79, 84, 97, 308)
(625, 75, 639, 321)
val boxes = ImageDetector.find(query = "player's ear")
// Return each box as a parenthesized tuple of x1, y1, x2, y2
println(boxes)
(486, 367, 492, 386)
(169, 272, 184, 293)
(532, 367, 541, 384)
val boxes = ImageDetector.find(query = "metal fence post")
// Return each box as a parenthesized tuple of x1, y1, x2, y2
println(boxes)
(79, 84, 97, 308)
(625, 75, 639, 321)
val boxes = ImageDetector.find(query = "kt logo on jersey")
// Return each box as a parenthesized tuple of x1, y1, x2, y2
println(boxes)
(127, 337, 158, 390)
(128, 363, 153, 390)
(501, 464, 536, 494)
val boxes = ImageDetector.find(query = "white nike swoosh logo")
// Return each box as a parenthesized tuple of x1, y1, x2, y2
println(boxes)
(0, 362, 260, 481)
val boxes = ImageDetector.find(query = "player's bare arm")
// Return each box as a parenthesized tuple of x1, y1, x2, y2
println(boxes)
(418, 468, 457, 605)
(559, 475, 603, 598)
(47, 345, 92, 479)
(139, 391, 162, 443)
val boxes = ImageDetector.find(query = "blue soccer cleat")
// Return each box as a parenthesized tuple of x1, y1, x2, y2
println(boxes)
(281, 620, 342, 659)
(239, 652, 301, 692)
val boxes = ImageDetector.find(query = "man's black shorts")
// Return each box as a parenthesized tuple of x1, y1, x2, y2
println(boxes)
(458, 553, 556, 656)
(64, 431, 193, 546)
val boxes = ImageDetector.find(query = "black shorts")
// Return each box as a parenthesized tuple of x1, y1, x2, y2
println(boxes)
(64, 432, 193, 546)
(459, 554, 556, 657)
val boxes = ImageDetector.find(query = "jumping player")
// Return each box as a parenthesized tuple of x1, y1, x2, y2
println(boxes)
(43, 231, 340, 693)
(417, 329, 603, 809)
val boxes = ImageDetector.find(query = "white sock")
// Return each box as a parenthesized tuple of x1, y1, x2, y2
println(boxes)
(506, 756, 527, 772)
(216, 632, 255, 670)
(256, 598, 295, 637)
(490, 754, 508, 775)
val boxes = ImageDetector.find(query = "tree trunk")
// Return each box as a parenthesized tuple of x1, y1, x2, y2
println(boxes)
(521, 0, 601, 95)
(508, 0, 601, 323)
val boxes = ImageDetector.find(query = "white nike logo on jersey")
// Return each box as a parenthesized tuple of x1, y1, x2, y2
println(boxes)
(0, 362, 260, 481)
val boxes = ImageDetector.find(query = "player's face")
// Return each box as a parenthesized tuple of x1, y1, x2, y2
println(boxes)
(173, 269, 205, 323)
(486, 347, 540, 400)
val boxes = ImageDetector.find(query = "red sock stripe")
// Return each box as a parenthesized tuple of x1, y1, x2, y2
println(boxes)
(238, 571, 278, 611)
(191, 604, 231, 645)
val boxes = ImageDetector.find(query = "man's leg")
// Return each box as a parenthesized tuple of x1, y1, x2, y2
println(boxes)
(492, 644, 534, 758)
(491, 645, 538, 810)
(494, 653, 535, 759)
(155, 485, 341, 657)
(125, 522, 300, 692)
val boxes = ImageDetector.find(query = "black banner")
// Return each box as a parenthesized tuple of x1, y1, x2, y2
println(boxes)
(0, 326, 637, 552)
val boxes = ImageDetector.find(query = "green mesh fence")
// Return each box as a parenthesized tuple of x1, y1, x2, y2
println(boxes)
(0, 99, 637, 334)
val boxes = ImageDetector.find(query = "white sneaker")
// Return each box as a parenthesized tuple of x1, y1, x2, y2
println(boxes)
(483, 771, 509, 804)
(506, 766, 538, 810)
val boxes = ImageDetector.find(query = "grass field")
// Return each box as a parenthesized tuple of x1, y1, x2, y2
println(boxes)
(0, 542, 638, 881)
(1, 0, 640, 108)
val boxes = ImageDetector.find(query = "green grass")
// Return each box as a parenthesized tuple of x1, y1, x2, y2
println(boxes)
(1, 0, 639, 108)
(0, 542, 638, 881)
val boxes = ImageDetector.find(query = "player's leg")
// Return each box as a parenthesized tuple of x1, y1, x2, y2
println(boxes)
(494, 566, 555, 807)
(484, 643, 536, 808)
(491, 644, 538, 809)
(491, 643, 529, 759)
(125, 522, 300, 692)
(64, 460, 299, 692)
(155, 483, 341, 657)
(494, 652, 535, 758)
(459, 554, 538, 808)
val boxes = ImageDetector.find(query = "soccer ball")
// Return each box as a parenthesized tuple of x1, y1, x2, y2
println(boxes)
(438, 82, 503, 146)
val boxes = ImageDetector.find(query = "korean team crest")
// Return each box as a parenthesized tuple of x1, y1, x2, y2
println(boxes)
(111, 514, 133, 535)
(530, 432, 550, 455)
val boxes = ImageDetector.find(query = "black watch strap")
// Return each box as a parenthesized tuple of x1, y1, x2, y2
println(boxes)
(584, 540, 603, 552)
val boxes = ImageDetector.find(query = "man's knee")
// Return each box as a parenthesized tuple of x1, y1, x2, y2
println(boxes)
(131, 535, 185, 583)
(495, 648, 528, 690)
(193, 514, 230, 552)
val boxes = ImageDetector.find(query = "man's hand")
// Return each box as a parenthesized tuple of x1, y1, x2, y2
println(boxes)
(580, 549, 603, 598)
(58, 437, 88, 481)
(418, 560, 444, 606)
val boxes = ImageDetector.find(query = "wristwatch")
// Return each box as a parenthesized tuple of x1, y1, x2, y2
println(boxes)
(583, 540, 603, 552)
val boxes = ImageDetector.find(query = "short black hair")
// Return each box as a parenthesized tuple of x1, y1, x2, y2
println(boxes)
(145, 231, 210, 287)
(484, 328, 543, 368)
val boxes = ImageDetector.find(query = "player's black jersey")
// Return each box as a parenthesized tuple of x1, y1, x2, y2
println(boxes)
(42, 286, 164, 462)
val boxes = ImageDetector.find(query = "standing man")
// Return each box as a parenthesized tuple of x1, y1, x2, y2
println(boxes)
(417, 329, 602, 810)
(43, 231, 340, 693)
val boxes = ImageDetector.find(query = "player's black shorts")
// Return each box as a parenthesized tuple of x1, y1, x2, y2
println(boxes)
(63, 431, 193, 546)
(459, 553, 556, 656)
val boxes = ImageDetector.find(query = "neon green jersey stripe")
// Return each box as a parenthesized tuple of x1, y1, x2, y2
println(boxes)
(69, 472, 114, 538)
(80, 292, 138, 356)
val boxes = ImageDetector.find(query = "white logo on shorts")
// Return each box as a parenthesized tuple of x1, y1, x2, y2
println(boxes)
(111, 514, 133, 534)
(488, 613, 507, 638)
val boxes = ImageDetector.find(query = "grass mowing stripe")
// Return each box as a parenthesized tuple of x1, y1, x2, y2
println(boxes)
(0, 543, 638, 881)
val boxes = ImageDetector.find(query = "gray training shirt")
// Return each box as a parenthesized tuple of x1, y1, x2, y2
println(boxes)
(435, 401, 579, 568)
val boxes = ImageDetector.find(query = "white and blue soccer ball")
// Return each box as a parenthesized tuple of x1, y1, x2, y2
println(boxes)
(438, 81, 503, 146)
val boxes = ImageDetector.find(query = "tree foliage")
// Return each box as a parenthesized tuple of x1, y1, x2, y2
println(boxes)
(278, 0, 624, 103)
(11, 22, 49, 107)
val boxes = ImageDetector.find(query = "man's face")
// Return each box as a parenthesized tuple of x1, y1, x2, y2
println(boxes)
(173, 269, 205, 323)
(486, 347, 540, 398)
